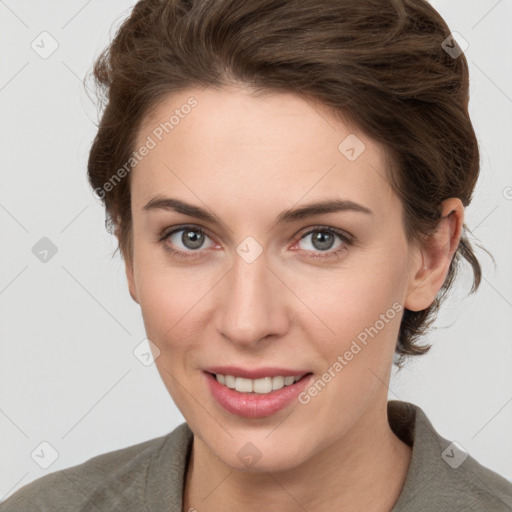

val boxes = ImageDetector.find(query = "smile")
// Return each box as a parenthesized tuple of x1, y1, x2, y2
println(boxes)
(214, 373, 305, 394)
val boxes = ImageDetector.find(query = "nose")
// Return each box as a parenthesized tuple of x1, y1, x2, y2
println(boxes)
(216, 247, 289, 348)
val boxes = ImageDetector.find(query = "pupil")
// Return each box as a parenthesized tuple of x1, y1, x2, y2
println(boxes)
(183, 230, 204, 249)
(313, 231, 334, 250)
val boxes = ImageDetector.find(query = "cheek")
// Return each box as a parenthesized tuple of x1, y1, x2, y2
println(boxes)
(134, 269, 205, 404)
(134, 260, 213, 351)
(133, 225, 409, 355)
(287, 251, 407, 347)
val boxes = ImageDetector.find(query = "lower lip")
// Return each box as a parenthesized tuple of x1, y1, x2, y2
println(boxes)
(204, 372, 313, 419)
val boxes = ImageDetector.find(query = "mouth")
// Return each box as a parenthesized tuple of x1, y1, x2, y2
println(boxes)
(206, 372, 311, 395)
(203, 370, 314, 418)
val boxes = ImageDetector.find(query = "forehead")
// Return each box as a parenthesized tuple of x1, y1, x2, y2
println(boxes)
(131, 86, 396, 219)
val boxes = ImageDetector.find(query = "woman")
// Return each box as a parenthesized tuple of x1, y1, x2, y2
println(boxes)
(2, 0, 511, 510)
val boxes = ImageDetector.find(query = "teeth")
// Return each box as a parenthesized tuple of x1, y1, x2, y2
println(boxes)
(236, 377, 253, 393)
(215, 373, 304, 394)
(284, 376, 295, 386)
(225, 375, 236, 389)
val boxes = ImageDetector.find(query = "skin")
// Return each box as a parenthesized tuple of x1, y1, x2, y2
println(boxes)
(123, 85, 463, 511)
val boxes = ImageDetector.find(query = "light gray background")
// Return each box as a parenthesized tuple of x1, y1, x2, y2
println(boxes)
(1, 0, 511, 500)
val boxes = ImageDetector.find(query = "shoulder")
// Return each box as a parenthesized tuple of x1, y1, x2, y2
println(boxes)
(0, 423, 192, 512)
(389, 400, 512, 512)
(405, 449, 512, 511)
(443, 453, 512, 511)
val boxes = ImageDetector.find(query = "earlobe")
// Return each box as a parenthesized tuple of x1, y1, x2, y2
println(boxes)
(404, 198, 464, 312)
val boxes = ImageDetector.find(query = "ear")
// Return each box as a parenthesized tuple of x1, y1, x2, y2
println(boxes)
(125, 258, 139, 304)
(115, 224, 139, 304)
(405, 198, 464, 312)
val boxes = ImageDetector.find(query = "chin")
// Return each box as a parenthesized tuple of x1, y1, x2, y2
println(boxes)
(208, 436, 311, 474)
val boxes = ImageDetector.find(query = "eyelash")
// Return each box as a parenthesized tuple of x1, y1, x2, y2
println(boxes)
(158, 224, 353, 261)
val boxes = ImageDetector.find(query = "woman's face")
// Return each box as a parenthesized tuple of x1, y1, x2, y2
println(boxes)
(126, 85, 425, 471)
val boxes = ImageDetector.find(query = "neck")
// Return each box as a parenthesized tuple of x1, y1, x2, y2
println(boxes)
(183, 400, 412, 512)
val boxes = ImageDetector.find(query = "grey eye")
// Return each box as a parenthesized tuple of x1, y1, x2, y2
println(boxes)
(298, 230, 344, 252)
(167, 228, 214, 251)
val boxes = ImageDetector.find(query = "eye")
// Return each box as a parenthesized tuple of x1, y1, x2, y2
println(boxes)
(294, 226, 352, 258)
(160, 225, 217, 259)
(159, 224, 353, 261)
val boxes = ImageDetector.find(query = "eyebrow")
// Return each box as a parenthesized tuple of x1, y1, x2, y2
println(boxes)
(142, 196, 374, 224)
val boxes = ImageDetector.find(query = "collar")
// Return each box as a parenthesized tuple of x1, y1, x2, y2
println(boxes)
(144, 400, 511, 511)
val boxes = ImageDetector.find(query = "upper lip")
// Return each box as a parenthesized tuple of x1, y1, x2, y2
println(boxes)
(204, 366, 312, 380)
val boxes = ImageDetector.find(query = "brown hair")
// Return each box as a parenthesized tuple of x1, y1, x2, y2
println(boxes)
(87, 0, 489, 368)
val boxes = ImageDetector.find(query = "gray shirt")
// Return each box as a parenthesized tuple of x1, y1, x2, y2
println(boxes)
(1, 400, 511, 511)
